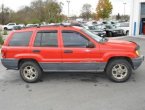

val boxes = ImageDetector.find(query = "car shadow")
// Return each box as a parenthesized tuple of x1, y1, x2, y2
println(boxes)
(0, 70, 137, 85)
(41, 72, 108, 83)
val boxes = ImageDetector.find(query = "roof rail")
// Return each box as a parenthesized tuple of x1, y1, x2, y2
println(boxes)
(36, 23, 72, 28)
(24, 23, 83, 29)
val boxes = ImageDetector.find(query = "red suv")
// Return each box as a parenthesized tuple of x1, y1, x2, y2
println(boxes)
(1, 25, 144, 83)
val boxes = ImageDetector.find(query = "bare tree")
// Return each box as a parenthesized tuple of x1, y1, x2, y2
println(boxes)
(31, 0, 45, 22)
(0, 4, 13, 24)
(0, 0, 64, 24)
(45, 0, 62, 22)
(80, 3, 92, 20)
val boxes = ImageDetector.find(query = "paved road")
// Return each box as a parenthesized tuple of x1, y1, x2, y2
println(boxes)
(0, 37, 145, 110)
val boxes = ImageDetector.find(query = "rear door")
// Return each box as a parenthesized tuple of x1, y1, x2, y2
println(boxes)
(31, 30, 62, 71)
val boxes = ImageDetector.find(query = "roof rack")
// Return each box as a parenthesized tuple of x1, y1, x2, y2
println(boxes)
(24, 23, 83, 29)
(36, 23, 72, 28)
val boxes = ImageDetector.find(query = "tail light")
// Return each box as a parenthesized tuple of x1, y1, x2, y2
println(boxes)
(1, 47, 6, 58)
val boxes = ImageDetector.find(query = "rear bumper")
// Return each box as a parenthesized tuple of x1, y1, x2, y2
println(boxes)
(1, 59, 19, 70)
(132, 55, 144, 70)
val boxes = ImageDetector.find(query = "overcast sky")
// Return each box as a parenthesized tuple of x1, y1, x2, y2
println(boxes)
(0, 0, 132, 16)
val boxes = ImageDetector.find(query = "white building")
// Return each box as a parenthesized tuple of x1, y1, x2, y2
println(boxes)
(130, 0, 145, 36)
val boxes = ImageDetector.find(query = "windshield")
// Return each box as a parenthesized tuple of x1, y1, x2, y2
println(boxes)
(95, 24, 116, 30)
(105, 25, 116, 29)
(88, 26, 96, 30)
(88, 26, 102, 31)
(82, 29, 102, 42)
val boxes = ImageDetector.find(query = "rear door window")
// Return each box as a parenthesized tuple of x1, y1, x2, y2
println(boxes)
(9, 32, 32, 46)
(34, 30, 58, 47)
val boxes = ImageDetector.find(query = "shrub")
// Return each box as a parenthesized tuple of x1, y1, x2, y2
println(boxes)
(0, 33, 4, 45)
(3, 30, 8, 35)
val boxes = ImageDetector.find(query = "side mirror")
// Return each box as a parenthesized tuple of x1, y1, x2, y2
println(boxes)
(86, 41, 95, 48)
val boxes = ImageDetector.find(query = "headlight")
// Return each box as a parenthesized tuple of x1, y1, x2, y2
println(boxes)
(135, 45, 140, 56)
(136, 50, 140, 56)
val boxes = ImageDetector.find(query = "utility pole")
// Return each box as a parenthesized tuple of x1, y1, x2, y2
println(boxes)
(66, 0, 70, 18)
(123, 2, 126, 21)
(123, 3, 126, 16)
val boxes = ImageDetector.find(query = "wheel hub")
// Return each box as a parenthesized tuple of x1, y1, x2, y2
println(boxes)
(23, 66, 37, 80)
(112, 64, 128, 80)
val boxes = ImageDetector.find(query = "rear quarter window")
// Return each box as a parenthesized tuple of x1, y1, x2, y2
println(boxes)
(8, 32, 32, 46)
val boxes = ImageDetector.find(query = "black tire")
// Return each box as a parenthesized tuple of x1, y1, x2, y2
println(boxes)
(106, 59, 132, 83)
(20, 61, 42, 83)
(4, 27, 7, 30)
(108, 32, 113, 37)
(126, 31, 129, 36)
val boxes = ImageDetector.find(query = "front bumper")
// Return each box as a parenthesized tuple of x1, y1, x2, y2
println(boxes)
(132, 55, 144, 70)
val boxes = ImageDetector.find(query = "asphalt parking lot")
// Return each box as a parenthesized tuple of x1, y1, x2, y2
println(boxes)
(0, 36, 145, 110)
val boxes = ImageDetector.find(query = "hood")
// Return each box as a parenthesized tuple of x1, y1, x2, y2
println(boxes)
(106, 28, 123, 31)
(108, 39, 133, 44)
(102, 39, 137, 50)
(91, 30, 105, 33)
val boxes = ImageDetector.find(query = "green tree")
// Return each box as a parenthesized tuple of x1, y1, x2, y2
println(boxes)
(91, 13, 97, 20)
(13, 6, 34, 24)
(80, 3, 92, 20)
(123, 15, 130, 22)
(0, 32, 4, 45)
(96, 0, 113, 19)
(116, 13, 121, 20)
(45, 0, 62, 23)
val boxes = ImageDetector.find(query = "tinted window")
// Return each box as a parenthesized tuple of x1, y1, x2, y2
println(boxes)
(141, 3, 145, 15)
(62, 31, 89, 47)
(8, 23, 15, 25)
(9, 32, 32, 46)
(34, 31, 58, 47)
(88, 26, 96, 30)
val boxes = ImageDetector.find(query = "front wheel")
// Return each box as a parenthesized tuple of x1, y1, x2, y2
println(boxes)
(20, 61, 42, 83)
(106, 59, 132, 83)
(107, 31, 113, 37)
(4, 27, 8, 30)
(126, 31, 129, 36)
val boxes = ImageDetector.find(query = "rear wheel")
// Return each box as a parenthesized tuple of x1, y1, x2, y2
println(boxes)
(20, 61, 42, 83)
(106, 59, 132, 82)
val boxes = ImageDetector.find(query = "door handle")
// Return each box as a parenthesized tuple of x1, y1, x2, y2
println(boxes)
(32, 50, 41, 53)
(64, 50, 73, 53)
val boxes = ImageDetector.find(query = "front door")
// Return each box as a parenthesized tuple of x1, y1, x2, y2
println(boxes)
(61, 30, 100, 71)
